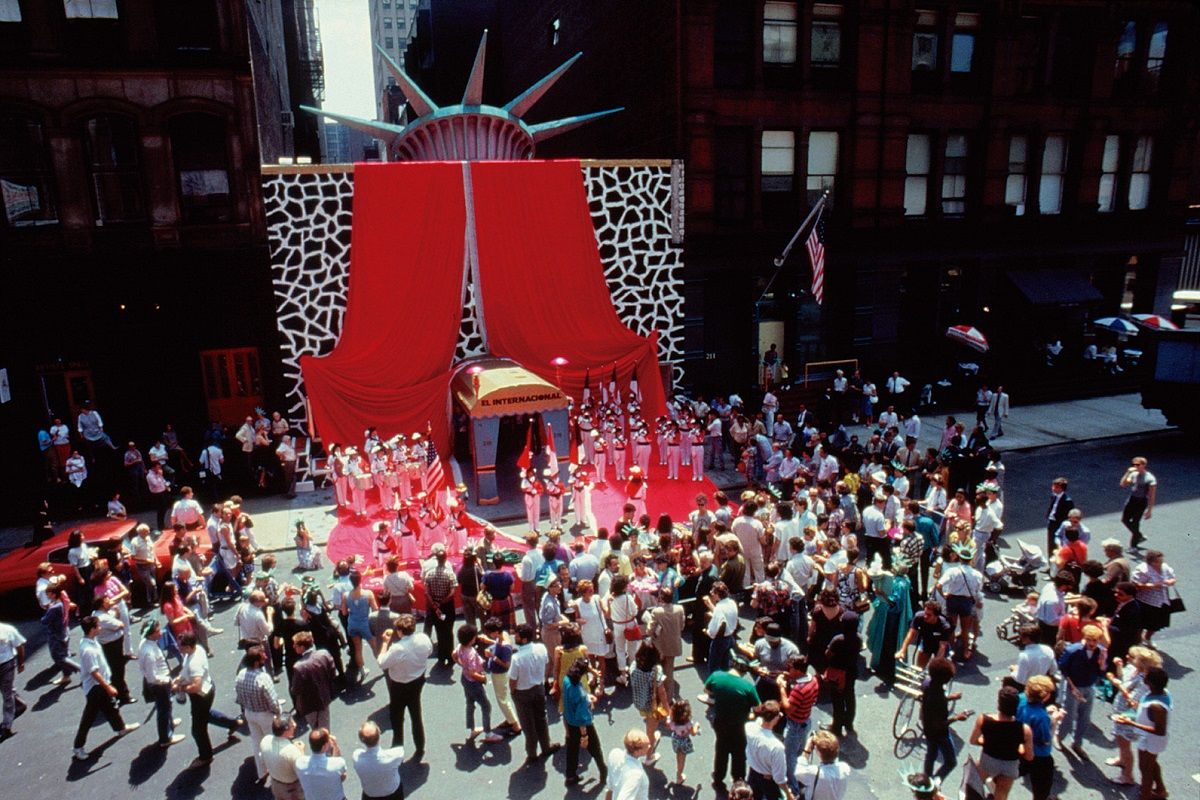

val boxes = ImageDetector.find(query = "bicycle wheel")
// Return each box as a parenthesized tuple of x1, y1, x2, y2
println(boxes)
(893, 694, 917, 740)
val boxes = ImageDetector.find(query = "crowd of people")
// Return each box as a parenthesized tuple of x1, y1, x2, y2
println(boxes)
(2, 385, 1184, 800)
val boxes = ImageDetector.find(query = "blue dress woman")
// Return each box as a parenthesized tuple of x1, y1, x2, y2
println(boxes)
(866, 556, 914, 684)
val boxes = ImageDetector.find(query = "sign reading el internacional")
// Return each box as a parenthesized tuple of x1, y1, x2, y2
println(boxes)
(452, 357, 570, 419)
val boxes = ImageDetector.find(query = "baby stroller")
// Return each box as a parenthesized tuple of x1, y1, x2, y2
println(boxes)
(995, 602, 1037, 645)
(984, 540, 1046, 595)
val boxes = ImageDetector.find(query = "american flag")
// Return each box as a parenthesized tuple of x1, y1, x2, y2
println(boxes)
(425, 434, 446, 498)
(805, 207, 827, 304)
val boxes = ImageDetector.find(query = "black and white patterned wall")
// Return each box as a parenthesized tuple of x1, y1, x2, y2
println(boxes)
(263, 162, 685, 429)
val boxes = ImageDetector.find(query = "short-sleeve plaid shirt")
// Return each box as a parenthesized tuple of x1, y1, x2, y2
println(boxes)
(235, 666, 281, 714)
(422, 563, 457, 605)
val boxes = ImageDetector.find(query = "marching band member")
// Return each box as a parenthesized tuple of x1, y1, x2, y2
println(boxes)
(446, 485, 471, 556)
(569, 464, 596, 531)
(346, 447, 369, 517)
(655, 415, 670, 466)
(626, 465, 648, 519)
(396, 500, 421, 563)
(388, 435, 412, 503)
(374, 521, 398, 567)
(409, 433, 428, 492)
(612, 431, 628, 481)
(329, 443, 349, 508)
(666, 422, 681, 480)
(678, 417, 693, 468)
(364, 427, 382, 455)
(417, 492, 447, 558)
(633, 424, 652, 475)
(690, 426, 706, 481)
(578, 407, 595, 464)
(544, 468, 565, 530)
(370, 446, 395, 512)
(520, 467, 543, 531)
(592, 432, 608, 486)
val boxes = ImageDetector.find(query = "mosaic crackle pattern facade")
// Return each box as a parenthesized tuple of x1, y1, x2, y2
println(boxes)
(264, 163, 685, 429)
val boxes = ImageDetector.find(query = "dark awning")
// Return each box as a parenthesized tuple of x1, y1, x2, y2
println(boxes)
(1008, 269, 1103, 307)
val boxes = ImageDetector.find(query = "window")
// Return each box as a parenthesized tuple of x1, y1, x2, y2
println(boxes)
(549, 17, 560, 47)
(63, 0, 118, 18)
(1005, 135, 1028, 214)
(384, 17, 392, 29)
(950, 13, 979, 73)
(810, 4, 843, 67)
(397, 18, 405, 31)
(904, 134, 930, 216)
(912, 9, 939, 72)
(384, 36, 393, 49)
(1013, 16, 1042, 94)
(1128, 136, 1153, 210)
(383, 0, 390, 6)
(1146, 23, 1167, 88)
(1114, 21, 1136, 79)
(155, 0, 218, 53)
(169, 113, 231, 224)
(0, 0, 21, 22)
(714, 127, 751, 221)
(1039, 134, 1067, 215)
(762, 1, 797, 65)
(941, 134, 967, 215)
(806, 131, 838, 202)
(0, 115, 58, 227)
(761, 130, 795, 192)
(83, 115, 144, 224)
(1098, 135, 1119, 213)
(715, 0, 753, 88)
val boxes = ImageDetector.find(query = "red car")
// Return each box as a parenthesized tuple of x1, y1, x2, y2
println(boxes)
(0, 518, 201, 598)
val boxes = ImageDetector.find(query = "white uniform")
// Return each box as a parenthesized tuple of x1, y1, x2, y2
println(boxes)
(371, 451, 395, 511)
(572, 473, 596, 531)
(521, 478, 542, 531)
(690, 432, 705, 481)
(612, 435, 628, 480)
(347, 455, 369, 516)
(546, 479, 564, 529)
(592, 439, 608, 485)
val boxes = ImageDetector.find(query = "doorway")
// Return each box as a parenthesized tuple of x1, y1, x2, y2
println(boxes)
(199, 347, 264, 425)
(38, 366, 95, 422)
(758, 319, 785, 385)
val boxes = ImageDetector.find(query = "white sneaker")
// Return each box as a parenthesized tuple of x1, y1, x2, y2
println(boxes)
(160, 734, 186, 747)
(483, 732, 504, 743)
(120, 722, 141, 735)
(72, 747, 89, 761)
(172, 718, 182, 727)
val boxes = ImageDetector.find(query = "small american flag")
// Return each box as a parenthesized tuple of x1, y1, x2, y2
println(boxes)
(805, 208, 827, 305)
(425, 434, 446, 497)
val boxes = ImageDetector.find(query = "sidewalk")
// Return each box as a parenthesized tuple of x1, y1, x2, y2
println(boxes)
(0, 395, 1174, 558)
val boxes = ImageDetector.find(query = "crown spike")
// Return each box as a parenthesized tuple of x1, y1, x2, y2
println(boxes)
(376, 44, 439, 117)
(503, 52, 583, 118)
(462, 31, 488, 106)
(300, 106, 406, 141)
(527, 108, 624, 143)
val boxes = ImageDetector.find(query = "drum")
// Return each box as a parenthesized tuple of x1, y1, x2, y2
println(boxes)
(353, 474, 373, 490)
(386, 471, 401, 488)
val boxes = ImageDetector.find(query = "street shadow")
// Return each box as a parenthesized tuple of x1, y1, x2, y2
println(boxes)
(128, 740, 168, 786)
(893, 730, 921, 760)
(838, 730, 870, 768)
(164, 759, 209, 799)
(1158, 648, 1194, 682)
(31, 679, 73, 711)
(450, 738, 513, 772)
(229, 757, 272, 799)
(507, 757, 549, 800)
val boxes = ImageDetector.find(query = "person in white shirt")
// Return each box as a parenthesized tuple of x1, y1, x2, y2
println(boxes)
(65, 450, 88, 488)
(1010, 625, 1058, 688)
(171, 486, 205, 529)
(377, 615, 433, 750)
(988, 386, 1010, 437)
(772, 505, 801, 562)
(72, 615, 138, 760)
(903, 413, 922, 441)
(886, 372, 911, 412)
(352, 720, 404, 800)
(137, 620, 184, 747)
(261, 716, 306, 800)
(236, 415, 256, 475)
(877, 406, 899, 432)
(0, 620, 27, 737)
(201, 440, 224, 481)
(295, 727, 347, 800)
(745, 701, 795, 800)
(277, 435, 298, 498)
(605, 729, 650, 800)
(794, 730, 851, 800)
(732, 505, 766, 587)
(509, 624, 556, 764)
(706, 582, 740, 671)
(146, 462, 171, 530)
(762, 391, 779, 437)
(518, 534, 544, 628)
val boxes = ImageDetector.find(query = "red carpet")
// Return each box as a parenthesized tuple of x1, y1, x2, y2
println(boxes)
(587, 456, 719, 534)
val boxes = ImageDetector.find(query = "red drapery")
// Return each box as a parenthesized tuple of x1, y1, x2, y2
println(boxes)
(300, 162, 466, 453)
(470, 160, 668, 416)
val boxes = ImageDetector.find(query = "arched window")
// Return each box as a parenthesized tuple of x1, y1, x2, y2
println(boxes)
(168, 112, 231, 223)
(0, 113, 58, 227)
(83, 114, 144, 223)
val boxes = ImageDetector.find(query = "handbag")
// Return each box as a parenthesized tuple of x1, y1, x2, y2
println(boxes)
(476, 588, 493, 610)
(822, 666, 847, 691)
(1168, 587, 1185, 615)
(624, 622, 644, 641)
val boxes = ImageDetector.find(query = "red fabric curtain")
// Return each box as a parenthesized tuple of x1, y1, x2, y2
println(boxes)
(469, 160, 668, 416)
(300, 162, 467, 453)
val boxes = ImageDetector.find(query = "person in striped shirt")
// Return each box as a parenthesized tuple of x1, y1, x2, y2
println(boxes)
(776, 654, 819, 796)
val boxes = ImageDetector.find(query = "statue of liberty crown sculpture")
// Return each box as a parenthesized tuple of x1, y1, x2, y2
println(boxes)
(302, 31, 622, 161)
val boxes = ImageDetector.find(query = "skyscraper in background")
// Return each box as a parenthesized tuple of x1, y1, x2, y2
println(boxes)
(369, 0, 420, 127)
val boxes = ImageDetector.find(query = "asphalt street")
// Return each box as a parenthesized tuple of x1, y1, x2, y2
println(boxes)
(0, 430, 1196, 800)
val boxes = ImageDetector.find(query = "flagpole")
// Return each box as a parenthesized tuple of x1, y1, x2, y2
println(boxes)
(758, 191, 828, 304)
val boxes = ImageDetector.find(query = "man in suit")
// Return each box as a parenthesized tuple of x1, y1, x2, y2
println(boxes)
(988, 385, 1010, 437)
(1107, 582, 1143, 661)
(1046, 477, 1074, 557)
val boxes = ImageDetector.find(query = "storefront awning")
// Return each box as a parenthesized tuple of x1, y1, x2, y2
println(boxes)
(1008, 269, 1103, 307)
(452, 357, 569, 419)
